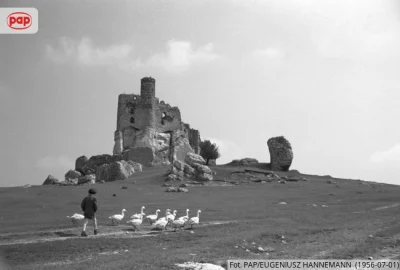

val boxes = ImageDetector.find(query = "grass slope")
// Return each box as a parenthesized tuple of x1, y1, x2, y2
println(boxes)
(0, 165, 400, 269)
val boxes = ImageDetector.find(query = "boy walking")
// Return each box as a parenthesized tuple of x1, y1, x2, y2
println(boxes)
(80, 188, 98, 237)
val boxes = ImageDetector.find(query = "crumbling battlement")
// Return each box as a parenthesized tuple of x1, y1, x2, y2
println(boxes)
(115, 77, 201, 155)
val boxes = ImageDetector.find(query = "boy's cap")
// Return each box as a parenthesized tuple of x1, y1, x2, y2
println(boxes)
(88, 188, 97, 194)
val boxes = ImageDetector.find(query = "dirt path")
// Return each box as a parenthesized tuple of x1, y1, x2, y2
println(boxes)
(0, 220, 236, 246)
(353, 203, 400, 214)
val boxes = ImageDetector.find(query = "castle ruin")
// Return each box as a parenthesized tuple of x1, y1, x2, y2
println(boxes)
(113, 77, 201, 165)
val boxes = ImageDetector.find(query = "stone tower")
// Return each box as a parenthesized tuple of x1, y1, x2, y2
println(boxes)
(113, 77, 202, 164)
(140, 77, 156, 104)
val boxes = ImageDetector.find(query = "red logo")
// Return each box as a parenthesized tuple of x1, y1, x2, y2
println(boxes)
(7, 12, 32, 30)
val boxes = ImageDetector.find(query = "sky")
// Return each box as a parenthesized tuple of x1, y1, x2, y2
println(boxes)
(0, 0, 400, 187)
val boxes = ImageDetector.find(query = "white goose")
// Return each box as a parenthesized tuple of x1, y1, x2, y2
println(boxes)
(109, 209, 127, 226)
(153, 209, 169, 233)
(126, 215, 143, 232)
(66, 213, 84, 225)
(156, 209, 171, 223)
(130, 206, 146, 219)
(171, 218, 186, 232)
(146, 209, 161, 225)
(166, 210, 177, 224)
(177, 209, 190, 222)
(187, 210, 201, 229)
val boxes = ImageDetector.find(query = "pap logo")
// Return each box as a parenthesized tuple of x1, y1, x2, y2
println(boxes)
(7, 12, 32, 30)
(0, 8, 38, 34)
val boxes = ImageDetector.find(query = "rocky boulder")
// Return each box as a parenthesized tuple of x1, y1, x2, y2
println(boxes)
(166, 153, 213, 182)
(95, 160, 137, 182)
(60, 179, 78, 186)
(185, 153, 206, 167)
(75, 156, 88, 174)
(267, 136, 293, 171)
(43, 175, 60, 185)
(229, 158, 259, 166)
(64, 170, 82, 181)
(82, 154, 123, 175)
(78, 174, 96, 185)
(208, 159, 217, 166)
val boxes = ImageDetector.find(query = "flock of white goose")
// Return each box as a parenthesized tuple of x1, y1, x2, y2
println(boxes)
(67, 206, 202, 233)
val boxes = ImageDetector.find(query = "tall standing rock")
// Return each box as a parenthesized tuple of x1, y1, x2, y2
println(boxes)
(267, 136, 293, 171)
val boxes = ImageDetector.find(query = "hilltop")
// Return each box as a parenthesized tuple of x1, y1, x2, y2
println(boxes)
(0, 164, 399, 269)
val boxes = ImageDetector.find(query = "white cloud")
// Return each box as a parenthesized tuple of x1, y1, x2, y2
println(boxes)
(233, 0, 400, 59)
(45, 37, 134, 67)
(45, 37, 219, 73)
(202, 137, 244, 164)
(34, 155, 74, 170)
(370, 144, 400, 164)
(253, 47, 284, 59)
(144, 40, 220, 73)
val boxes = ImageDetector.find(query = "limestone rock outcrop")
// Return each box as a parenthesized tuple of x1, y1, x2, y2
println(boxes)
(208, 159, 216, 166)
(75, 156, 88, 174)
(166, 153, 213, 182)
(78, 174, 96, 185)
(64, 170, 82, 181)
(113, 130, 123, 155)
(82, 154, 123, 175)
(170, 130, 194, 163)
(95, 160, 136, 182)
(43, 175, 60, 185)
(267, 136, 293, 171)
(60, 179, 78, 186)
(122, 127, 194, 167)
(229, 158, 259, 166)
(185, 152, 206, 167)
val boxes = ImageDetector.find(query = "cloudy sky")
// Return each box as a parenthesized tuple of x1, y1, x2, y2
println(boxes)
(1, 0, 400, 187)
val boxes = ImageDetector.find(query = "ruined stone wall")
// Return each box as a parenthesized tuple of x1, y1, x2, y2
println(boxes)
(117, 94, 156, 150)
(115, 77, 202, 161)
(155, 100, 182, 133)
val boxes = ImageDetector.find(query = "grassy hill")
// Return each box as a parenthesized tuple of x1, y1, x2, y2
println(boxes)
(0, 164, 399, 269)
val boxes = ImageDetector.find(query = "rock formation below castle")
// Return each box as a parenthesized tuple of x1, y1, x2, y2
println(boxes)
(267, 136, 293, 171)
(113, 77, 201, 166)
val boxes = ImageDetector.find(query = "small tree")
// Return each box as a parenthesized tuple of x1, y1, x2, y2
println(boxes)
(199, 140, 221, 165)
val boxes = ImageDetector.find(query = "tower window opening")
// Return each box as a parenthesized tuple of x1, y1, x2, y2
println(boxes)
(130, 117, 135, 123)
(129, 107, 135, 114)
